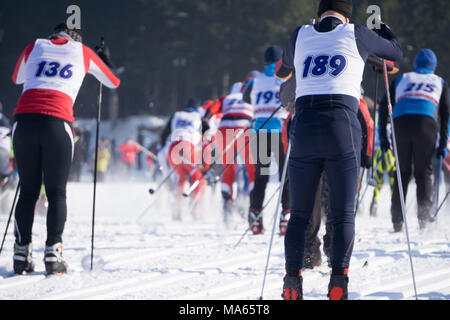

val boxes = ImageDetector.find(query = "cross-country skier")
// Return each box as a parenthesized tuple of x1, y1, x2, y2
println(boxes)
(164, 98, 210, 220)
(11, 23, 120, 275)
(243, 45, 291, 235)
(379, 48, 449, 231)
(276, 0, 403, 300)
(212, 82, 255, 224)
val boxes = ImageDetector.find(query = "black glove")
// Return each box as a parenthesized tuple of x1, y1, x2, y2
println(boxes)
(94, 46, 112, 68)
(380, 139, 391, 153)
(436, 146, 448, 159)
(373, 23, 393, 39)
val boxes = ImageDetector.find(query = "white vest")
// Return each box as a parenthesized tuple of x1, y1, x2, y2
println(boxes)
(23, 39, 86, 101)
(294, 24, 365, 101)
(395, 72, 443, 105)
(219, 92, 253, 129)
(170, 111, 203, 146)
(250, 74, 284, 119)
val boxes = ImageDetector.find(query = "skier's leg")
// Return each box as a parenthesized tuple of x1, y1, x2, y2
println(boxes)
(12, 119, 42, 247)
(41, 120, 73, 247)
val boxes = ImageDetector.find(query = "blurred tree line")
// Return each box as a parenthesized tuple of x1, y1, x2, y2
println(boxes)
(0, 0, 449, 120)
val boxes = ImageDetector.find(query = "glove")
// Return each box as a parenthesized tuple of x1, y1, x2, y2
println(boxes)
(373, 23, 393, 38)
(380, 139, 391, 153)
(436, 146, 448, 159)
(94, 46, 112, 67)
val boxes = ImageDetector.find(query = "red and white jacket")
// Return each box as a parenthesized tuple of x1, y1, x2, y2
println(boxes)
(218, 83, 254, 130)
(12, 37, 120, 123)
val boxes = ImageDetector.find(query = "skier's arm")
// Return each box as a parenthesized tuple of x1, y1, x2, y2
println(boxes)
(276, 26, 302, 80)
(355, 25, 403, 62)
(438, 81, 450, 149)
(12, 41, 36, 85)
(82, 45, 120, 89)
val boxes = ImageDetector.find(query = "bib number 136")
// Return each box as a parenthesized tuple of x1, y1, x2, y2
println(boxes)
(302, 55, 347, 78)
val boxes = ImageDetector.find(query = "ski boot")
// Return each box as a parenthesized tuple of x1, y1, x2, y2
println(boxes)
(282, 273, 303, 300)
(370, 201, 378, 217)
(248, 209, 265, 235)
(393, 222, 403, 233)
(44, 243, 68, 275)
(328, 275, 349, 300)
(279, 210, 290, 236)
(13, 243, 35, 275)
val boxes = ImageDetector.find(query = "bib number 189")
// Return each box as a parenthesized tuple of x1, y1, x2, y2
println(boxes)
(302, 55, 347, 78)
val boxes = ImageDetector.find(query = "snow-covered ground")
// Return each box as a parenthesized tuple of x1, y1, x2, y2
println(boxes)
(0, 167, 449, 300)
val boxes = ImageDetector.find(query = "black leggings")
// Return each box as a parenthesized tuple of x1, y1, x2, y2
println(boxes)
(249, 131, 290, 212)
(13, 114, 73, 246)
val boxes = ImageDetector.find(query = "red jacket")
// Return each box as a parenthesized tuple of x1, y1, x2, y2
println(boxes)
(118, 142, 141, 164)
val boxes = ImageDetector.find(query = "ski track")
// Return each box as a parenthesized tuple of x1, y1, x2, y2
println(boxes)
(0, 180, 449, 300)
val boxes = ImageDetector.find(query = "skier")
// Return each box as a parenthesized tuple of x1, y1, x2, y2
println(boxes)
(276, 0, 403, 300)
(213, 82, 255, 224)
(243, 45, 291, 235)
(95, 138, 111, 182)
(11, 23, 120, 275)
(379, 48, 449, 231)
(164, 98, 210, 220)
(117, 138, 142, 174)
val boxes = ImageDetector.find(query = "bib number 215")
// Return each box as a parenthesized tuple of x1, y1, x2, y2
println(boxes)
(302, 55, 347, 78)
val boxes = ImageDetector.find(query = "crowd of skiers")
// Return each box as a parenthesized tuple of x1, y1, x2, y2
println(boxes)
(2, 0, 449, 301)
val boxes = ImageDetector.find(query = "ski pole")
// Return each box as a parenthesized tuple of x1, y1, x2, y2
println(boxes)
(233, 184, 281, 249)
(431, 190, 450, 221)
(382, 60, 419, 300)
(435, 156, 443, 213)
(130, 140, 159, 161)
(370, 71, 380, 180)
(90, 36, 105, 271)
(0, 182, 20, 257)
(259, 141, 291, 300)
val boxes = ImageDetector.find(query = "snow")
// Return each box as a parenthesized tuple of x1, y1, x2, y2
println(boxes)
(0, 116, 449, 300)
(0, 169, 449, 300)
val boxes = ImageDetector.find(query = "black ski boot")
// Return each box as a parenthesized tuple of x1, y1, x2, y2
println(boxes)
(279, 210, 290, 236)
(44, 243, 68, 275)
(328, 275, 349, 300)
(248, 209, 264, 235)
(282, 274, 303, 300)
(13, 243, 35, 275)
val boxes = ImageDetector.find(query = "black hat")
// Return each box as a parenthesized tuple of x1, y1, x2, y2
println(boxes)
(318, 0, 353, 19)
(264, 46, 283, 65)
(52, 22, 82, 42)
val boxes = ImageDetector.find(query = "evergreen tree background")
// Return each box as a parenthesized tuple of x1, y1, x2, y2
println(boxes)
(0, 0, 449, 119)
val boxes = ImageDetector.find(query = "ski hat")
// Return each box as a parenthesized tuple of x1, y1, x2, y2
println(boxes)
(414, 49, 437, 72)
(264, 46, 283, 65)
(318, 0, 353, 19)
(50, 22, 82, 42)
(229, 82, 243, 95)
(184, 98, 201, 112)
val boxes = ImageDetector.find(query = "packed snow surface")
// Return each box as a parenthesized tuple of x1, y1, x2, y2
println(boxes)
(0, 171, 449, 300)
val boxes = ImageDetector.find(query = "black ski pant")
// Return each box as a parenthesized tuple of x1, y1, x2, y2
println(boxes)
(285, 107, 360, 275)
(391, 115, 437, 224)
(249, 131, 290, 212)
(13, 114, 73, 246)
